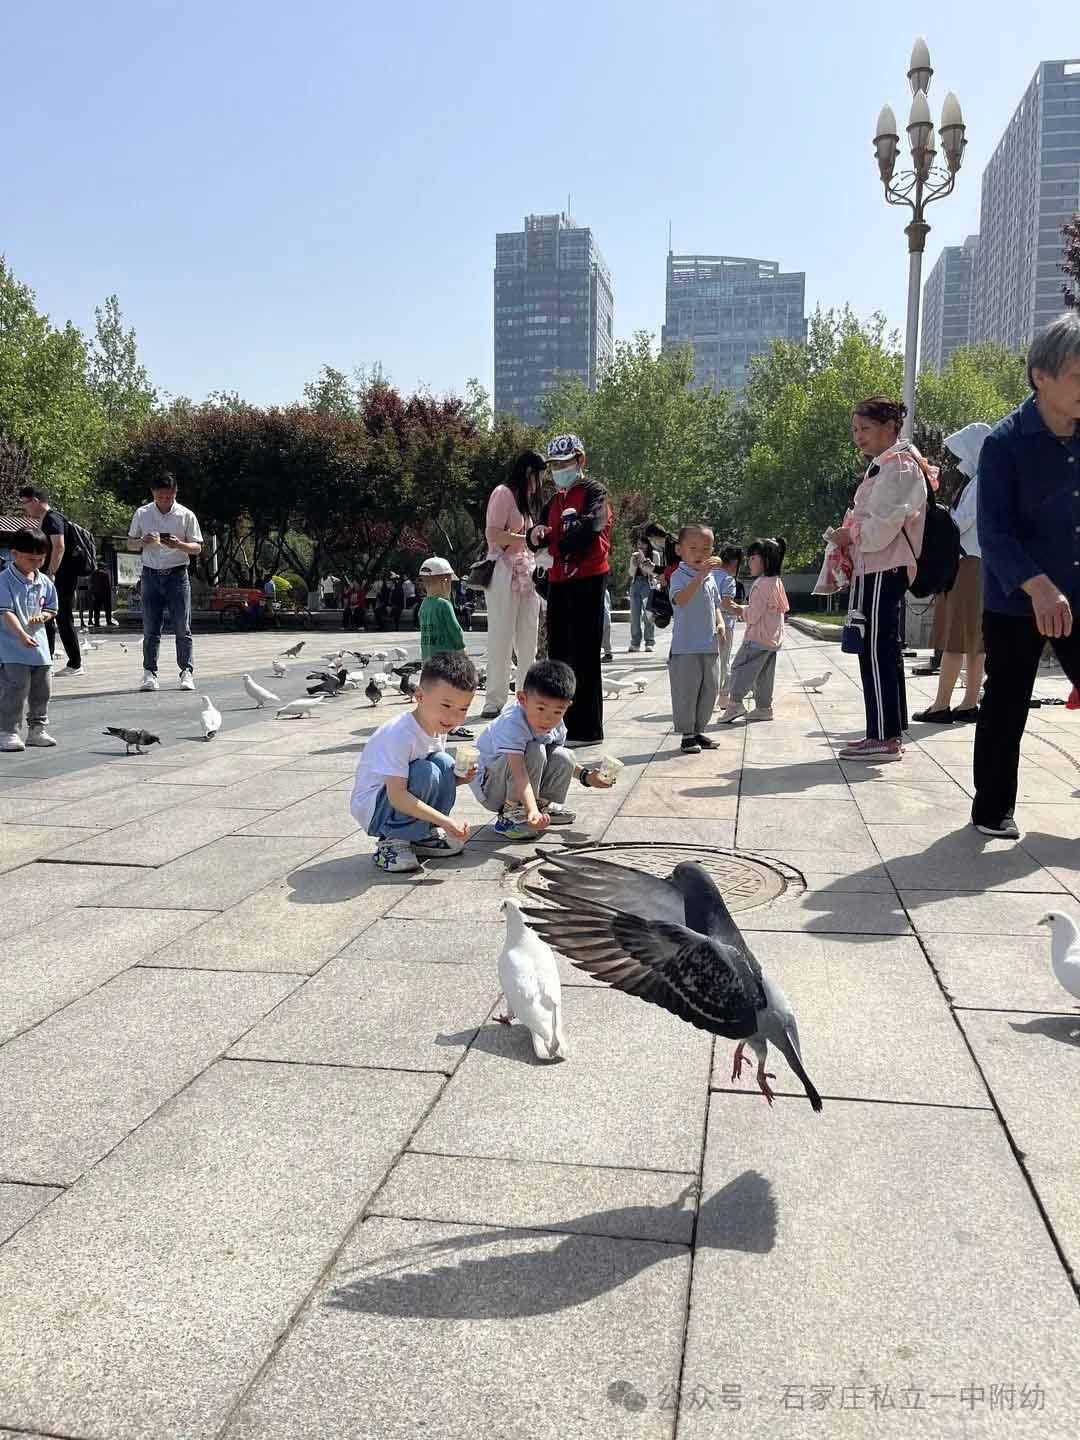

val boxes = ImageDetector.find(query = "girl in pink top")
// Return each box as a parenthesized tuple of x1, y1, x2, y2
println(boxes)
(483, 451, 544, 718)
(718, 537, 790, 724)
(829, 396, 931, 763)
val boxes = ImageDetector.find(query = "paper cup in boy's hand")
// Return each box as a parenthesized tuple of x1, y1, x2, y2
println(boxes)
(453, 744, 479, 778)
(595, 755, 623, 785)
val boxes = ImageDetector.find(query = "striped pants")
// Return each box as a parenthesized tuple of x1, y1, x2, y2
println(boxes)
(856, 566, 908, 741)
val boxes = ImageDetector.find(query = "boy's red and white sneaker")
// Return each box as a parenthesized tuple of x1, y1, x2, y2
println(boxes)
(839, 737, 903, 762)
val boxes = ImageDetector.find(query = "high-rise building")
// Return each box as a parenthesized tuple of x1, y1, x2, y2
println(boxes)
(920, 235, 978, 372)
(973, 59, 1080, 351)
(660, 255, 807, 397)
(493, 212, 614, 425)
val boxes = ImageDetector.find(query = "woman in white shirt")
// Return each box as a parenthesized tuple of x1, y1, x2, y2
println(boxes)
(913, 423, 992, 724)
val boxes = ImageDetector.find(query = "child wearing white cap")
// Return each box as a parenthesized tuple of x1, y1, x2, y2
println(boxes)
(418, 557, 466, 662)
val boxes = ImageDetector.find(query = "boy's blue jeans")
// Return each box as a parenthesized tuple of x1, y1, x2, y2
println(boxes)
(366, 751, 456, 841)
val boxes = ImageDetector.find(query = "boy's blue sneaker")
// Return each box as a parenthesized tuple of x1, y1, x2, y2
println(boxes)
(373, 840, 422, 873)
(411, 827, 466, 858)
(494, 806, 536, 842)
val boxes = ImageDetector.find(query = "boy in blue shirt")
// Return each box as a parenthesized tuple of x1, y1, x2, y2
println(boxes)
(668, 523, 725, 755)
(0, 527, 59, 752)
(473, 659, 613, 840)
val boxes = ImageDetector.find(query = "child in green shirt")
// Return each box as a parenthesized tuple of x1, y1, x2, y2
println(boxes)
(418, 557, 466, 661)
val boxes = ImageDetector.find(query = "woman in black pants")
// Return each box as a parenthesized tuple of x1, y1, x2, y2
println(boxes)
(528, 434, 613, 746)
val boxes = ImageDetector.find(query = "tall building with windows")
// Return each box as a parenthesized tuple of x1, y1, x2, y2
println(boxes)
(920, 235, 978, 372)
(493, 212, 614, 425)
(973, 59, 1080, 350)
(660, 255, 806, 397)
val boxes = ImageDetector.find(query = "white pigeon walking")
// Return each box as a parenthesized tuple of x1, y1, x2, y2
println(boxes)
(1038, 912, 1080, 1024)
(275, 695, 326, 719)
(601, 674, 646, 699)
(801, 672, 832, 693)
(200, 695, 222, 740)
(271, 657, 288, 677)
(495, 898, 568, 1061)
(389, 646, 409, 661)
(243, 673, 280, 708)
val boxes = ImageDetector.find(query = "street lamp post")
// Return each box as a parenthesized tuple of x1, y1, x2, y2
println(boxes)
(873, 38, 967, 438)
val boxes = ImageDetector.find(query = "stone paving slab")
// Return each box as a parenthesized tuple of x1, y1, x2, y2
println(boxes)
(414, 987, 713, 1172)
(901, 890, 1080, 936)
(0, 968, 300, 1184)
(958, 1010, 1080, 1278)
(681, 1099, 1080, 1438)
(373, 1153, 697, 1242)
(618, 778, 738, 818)
(197, 769, 344, 811)
(709, 933, 985, 1108)
(338, 916, 507, 966)
(231, 953, 499, 1072)
(54, 803, 276, 867)
(146, 752, 295, 786)
(0, 1060, 441, 1440)
(15, 779, 223, 831)
(0, 1185, 61, 1246)
(870, 824, 1067, 893)
(0, 859, 144, 915)
(851, 782, 975, 826)
(735, 799, 878, 858)
(0, 905, 218, 1041)
(222, 1215, 689, 1440)
(602, 816, 737, 847)
(0, 824, 108, 875)
(93, 834, 337, 910)
(235, 790, 357, 839)
(923, 933, 1075, 1012)
(738, 886, 911, 935)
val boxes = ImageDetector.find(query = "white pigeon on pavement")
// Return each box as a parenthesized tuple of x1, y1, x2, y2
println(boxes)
(243, 673, 280, 708)
(371, 650, 388, 663)
(389, 646, 409, 661)
(801, 672, 832, 693)
(271, 657, 288, 677)
(1038, 912, 1080, 1019)
(275, 695, 326, 719)
(200, 695, 222, 740)
(494, 898, 568, 1061)
(601, 674, 645, 699)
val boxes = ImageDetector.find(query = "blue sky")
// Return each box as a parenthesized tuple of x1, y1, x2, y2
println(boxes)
(5, 0, 1078, 406)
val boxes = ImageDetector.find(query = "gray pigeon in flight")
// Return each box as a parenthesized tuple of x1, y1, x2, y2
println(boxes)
(522, 852, 822, 1111)
(104, 726, 161, 756)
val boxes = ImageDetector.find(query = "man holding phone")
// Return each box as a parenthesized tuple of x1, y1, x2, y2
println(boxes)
(127, 474, 203, 692)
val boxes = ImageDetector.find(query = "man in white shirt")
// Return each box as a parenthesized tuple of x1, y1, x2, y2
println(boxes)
(127, 475, 203, 692)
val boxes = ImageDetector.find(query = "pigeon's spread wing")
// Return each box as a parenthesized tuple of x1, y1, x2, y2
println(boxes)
(521, 903, 763, 1039)
(523, 852, 687, 927)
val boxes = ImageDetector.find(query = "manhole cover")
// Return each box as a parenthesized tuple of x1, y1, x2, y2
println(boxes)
(514, 843, 799, 914)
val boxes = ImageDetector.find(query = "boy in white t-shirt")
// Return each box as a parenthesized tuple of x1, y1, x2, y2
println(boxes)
(349, 650, 478, 873)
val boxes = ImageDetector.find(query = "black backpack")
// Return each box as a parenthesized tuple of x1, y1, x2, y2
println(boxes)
(647, 587, 673, 628)
(902, 477, 960, 599)
(58, 514, 97, 576)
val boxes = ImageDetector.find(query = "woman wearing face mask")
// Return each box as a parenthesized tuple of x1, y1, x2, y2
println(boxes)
(481, 449, 545, 719)
(913, 422, 992, 724)
(527, 433, 613, 746)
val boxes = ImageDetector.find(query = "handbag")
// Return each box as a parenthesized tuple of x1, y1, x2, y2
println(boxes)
(647, 586, 673, 629)
(465, 552, 496, 590)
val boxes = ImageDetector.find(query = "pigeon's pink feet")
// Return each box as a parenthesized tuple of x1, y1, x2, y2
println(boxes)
(731, 1042, 748, 1082)
(756, 1065, 777, 1106)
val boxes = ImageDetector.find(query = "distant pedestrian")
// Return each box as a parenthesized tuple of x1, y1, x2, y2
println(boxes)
(667, 523, 724, 753)
(719, 537, 790, 725)
(973, 313, 1080, 839)
(417, 557, 466, 661)
(483, 450, 543, 718)
(127, 473, 203, 692)
(628, 528, 659, 653)
(89, 561, 114, 630)
(16, 486, 82, 676)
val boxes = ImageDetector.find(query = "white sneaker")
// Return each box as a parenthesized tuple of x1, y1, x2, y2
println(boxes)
(411, 827, 466, 858)
(745, 707, 774, 723)
(140, 671, 159, 692)
(372, 840, 422, 873)
(179, 669, 195, 691)
(717, 702, 747, 725)
(26, 728, 57, 747)
(0, 732, 25, 752)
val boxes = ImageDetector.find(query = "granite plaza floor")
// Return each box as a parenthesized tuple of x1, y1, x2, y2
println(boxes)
(0, 620, 1078, 1438)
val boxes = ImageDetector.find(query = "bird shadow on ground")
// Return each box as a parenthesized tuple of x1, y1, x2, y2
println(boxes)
(327, 1172, 776, 1321)
(434, 1023, 560, 1066)
(1008, 1015, 1080, 1047)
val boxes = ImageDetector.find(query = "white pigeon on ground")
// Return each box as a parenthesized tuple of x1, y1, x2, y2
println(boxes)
(271, 657, 288, 677)
(801, 672, 832, 693)
(200, 695, 222, 740)
(495, 898, 568, 1060)
(275, 695, 326, 719)
(389, 646, 409, 661)
(1038, 912, 1080, 1024)
(367, 671, 391, 688)
(522, 852, 822, 1109)
(243, 673, 280, 708)
(601, 674, 645, 699)
(371, 650, 388, 663)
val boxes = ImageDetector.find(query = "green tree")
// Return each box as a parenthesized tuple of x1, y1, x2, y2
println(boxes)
(1062, 213, 1080, 310)
(916, 343, 1028, 444)
(87, 294, 157, 428)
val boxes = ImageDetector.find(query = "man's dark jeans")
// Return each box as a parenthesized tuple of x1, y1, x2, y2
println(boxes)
(142, 566, 193, 675)
(973, 609, 1080, 824)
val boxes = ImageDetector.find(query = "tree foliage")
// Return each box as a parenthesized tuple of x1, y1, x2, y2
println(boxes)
(1062, 213, 1080, 311)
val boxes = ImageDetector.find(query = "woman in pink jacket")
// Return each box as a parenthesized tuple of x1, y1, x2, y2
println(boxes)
(482, 451, 544, 718)
(829, 396, 928, 764)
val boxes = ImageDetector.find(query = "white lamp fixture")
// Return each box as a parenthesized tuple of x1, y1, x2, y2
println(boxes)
(907, 89, 933, 159)
(908, 36, 933, 95)
(874, 103, 900, 183)
(939, 90, 966, 172)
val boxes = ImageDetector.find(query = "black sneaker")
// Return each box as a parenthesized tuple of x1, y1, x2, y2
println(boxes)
(972, 811, 1020, 840)
(680, 736, 702, 755)
(695, 734, 717, 749)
